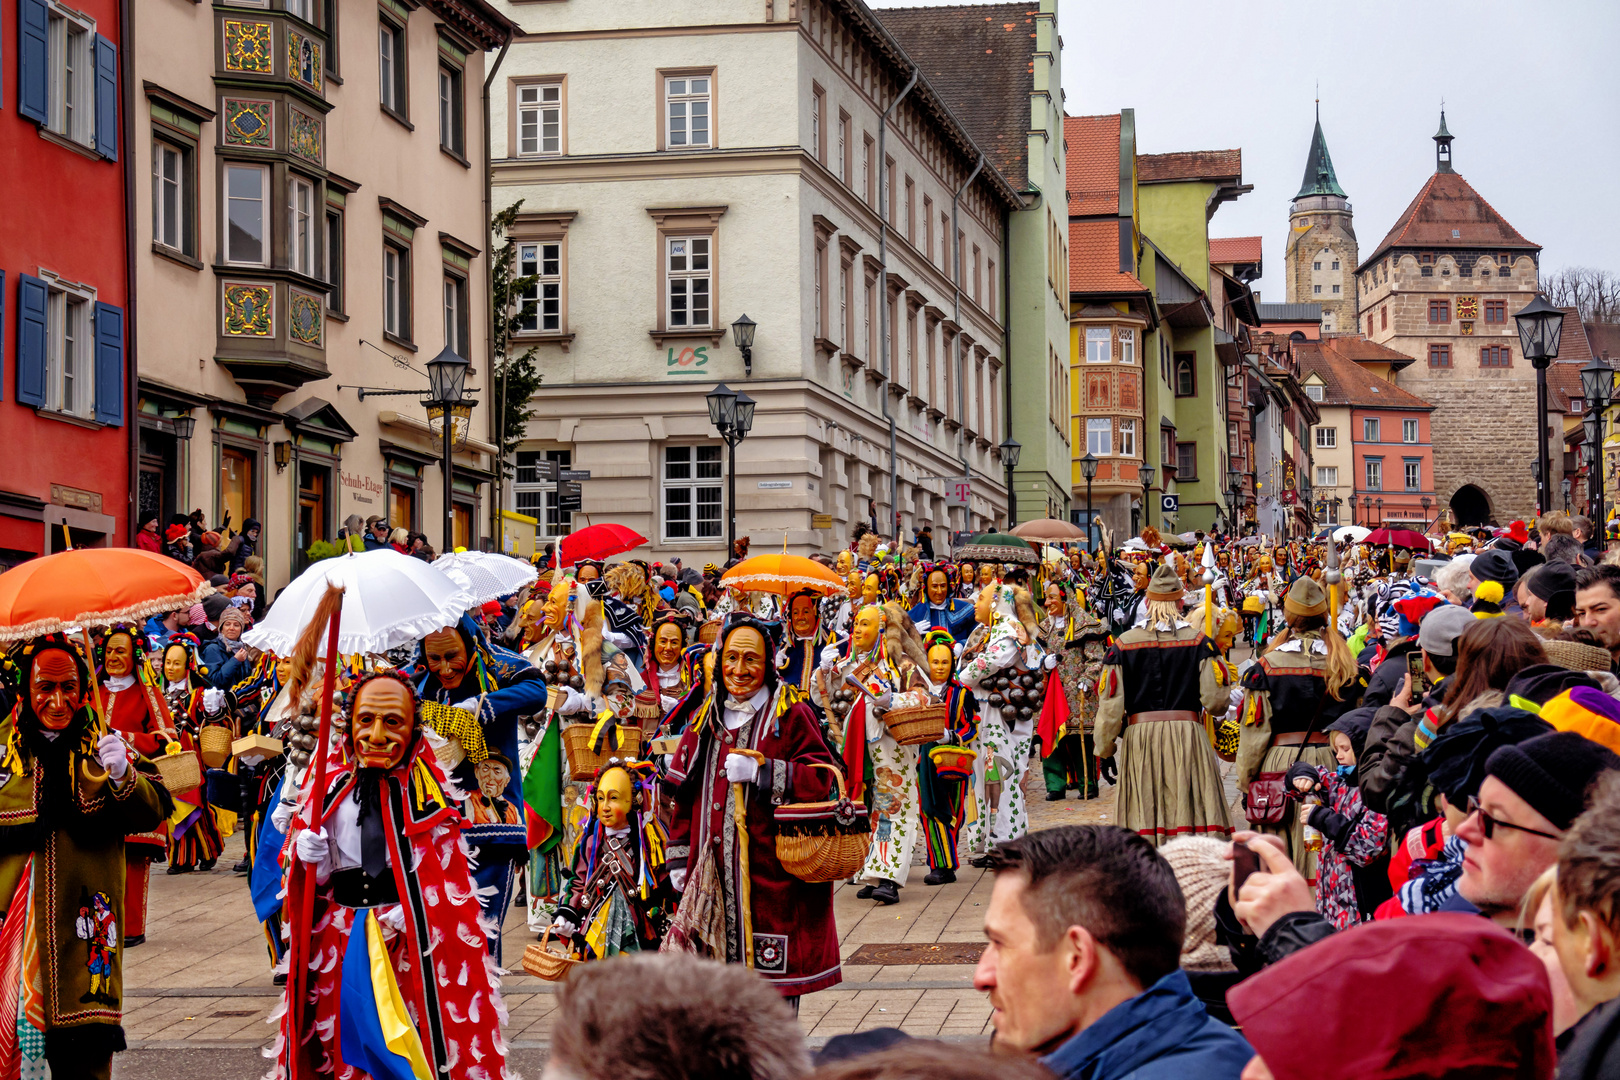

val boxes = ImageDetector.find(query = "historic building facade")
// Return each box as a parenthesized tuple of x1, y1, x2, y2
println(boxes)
(1, 0, 131, 565)
(1284, 109, 1357, 334)
(1356, 114, 1542, 526)
(131, 0, 511, 588)
(491, 0, 1019, 561)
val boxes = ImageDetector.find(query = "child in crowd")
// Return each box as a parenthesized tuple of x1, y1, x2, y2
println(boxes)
(1285, 709, 1389, 929)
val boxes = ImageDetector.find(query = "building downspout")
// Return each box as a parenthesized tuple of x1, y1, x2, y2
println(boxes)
(950, 152, 984, 534)
(1001, 205, 1017, 524)
(878, 66, 918, 545)
(482, 37, 511, 548)
(121, 0, 137, 545)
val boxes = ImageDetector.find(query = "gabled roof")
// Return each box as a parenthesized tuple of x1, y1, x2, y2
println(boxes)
(1585, 322, 1620, 363)
(1360, 170, 1538, 271)
(1066, 113, 1121, 216)
(1137, 149, 1242, 185)
(1069, 219, 1146, 294)
(1296, 339, 1434, 410)
(1324, 335, 1417, 372)
(1548, 309, 1595, 413)
(1295, 114, 1345, 199)
(1209, 236, 1262, 265)
(874, 3, 1040, 190)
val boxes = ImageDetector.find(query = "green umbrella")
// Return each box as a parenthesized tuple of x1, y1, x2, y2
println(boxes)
(956, 532, 1039, 566)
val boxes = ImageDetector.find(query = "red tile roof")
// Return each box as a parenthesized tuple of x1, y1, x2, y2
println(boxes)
(1296, 339, 1434, 409)
(1324, 335, 1417, 370)
(1361, 171, 1538, 269)
(1065, 114, 1120, 216)
(1585, 322, 1620, 363)
(874, 4, 1040, 190)
(1548, 309, 1595, 412)
(1137, 149, 1242, 184)
(1209, 236, 1262, 265)
(1069, 218, 1146, 294)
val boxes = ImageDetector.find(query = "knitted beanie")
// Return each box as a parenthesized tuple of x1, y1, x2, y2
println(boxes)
(1158, 837, 1235, 972)
(1484, 731, 1620, 832)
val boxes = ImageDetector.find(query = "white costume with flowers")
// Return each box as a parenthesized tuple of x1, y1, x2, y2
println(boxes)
(957, 586, 1044, 852)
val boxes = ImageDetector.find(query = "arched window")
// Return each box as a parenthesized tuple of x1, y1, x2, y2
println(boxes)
(1173, 354, 1196, 397)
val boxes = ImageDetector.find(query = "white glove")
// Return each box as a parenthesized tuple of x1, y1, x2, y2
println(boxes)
(450, 697, 480, 713)
(271, 797, 297, 834)
(819, 644, 840, 672)
(1042, 653, 1059, 671)
(560, 688, 591, 714)
(202, 688, 226, 713)
(551, 917, 578, 937)
(724, 752, 759, 784)
(96, 734, 131, 781)
(294, 827, 329, 866)
(376, 905, 407, 939)
(669, 867, 687, 893)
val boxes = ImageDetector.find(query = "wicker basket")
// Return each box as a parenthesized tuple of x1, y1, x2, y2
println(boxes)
(153, 749, 202, 795)
(521, 928, 583, 981)
(562, 721, 644, 780)
(775, 763, 871, 882)
(883, 702, 947, 746)
(198, 724, 235, 769)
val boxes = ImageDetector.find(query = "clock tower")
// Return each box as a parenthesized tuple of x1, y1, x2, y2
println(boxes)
(1284, 106, 1358, 333)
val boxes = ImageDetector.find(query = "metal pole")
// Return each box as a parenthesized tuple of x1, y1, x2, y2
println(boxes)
(1085, 476, 1093, 553)
(726, 432, 737, 558)
(442, 407, 455, 552)
(1536, 362, 1551, 517)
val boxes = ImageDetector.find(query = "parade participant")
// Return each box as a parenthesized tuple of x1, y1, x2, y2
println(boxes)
(813, 602, 930, 904)
(276, 670, 508, 1080)
(917, 629, 979, 886)
(158, 634, 229, 873)
(1239, 551, 1286, 646)
(958, 582, 1045, 859)
(417, 614, 548, 958)
(956, 559, 977, 598)
(1093, 564, 1234, 846)
(976, 562, 1001, 592)
(1237, 576, 1362, 879)
(662, 614, 843, 1000)
(1036, 583, 1109, 801)
(650, 612, 699, 714)
(909, 563, 976, 642)
(0, 633, 169, 1080)
(551, 759, 674, 958)
(96, 626, 175, 947)
(778, 589, 829, 698)
(600, 563, 653, 670)
(233, 651, 296, 971)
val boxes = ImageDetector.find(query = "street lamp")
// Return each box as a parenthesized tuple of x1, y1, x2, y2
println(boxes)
(731, 313, 757, 377)
(1421, 495, 1432, 530)
(1140, 463, 1155, 532)
(1080, 452, 1098, 552)
(999, 437, 1021, 527)
(425, 344, 473, 552)
(1375, 497, 1383, 526)
(706, 382, 755, 557)
(1226, 468, 1242, 535)
(1563, 477, 1573, 511)
(1517, 295, 1566, 515)
(1581, 357, 1616, 522)
(1362, 495, 1372, 525)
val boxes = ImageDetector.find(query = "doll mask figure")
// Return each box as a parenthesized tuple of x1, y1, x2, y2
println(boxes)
(1132, 563, 1150, 592)
(926, 570, 951, 606)
(852, 606, 884, 654)
(720, 627, 769, 699)
(350, 677, 415, 771)
(834, 551, 854, 577)
(788, 594, 819, 640)
(103, 632, 135, 679)
(861, 574, 881, 607)
(1044, 584, 1067, 619)
(423, 628, 470, 692)
(577, 564, 600, 583)
(540, 579, 572, 632)
(31, 648, 86, 731)
(595, 766, 634, 831)
(162, 644, 189, 686)
(274, 656, 293, 684)
(845, 572, 863, 600)
(957, 562, 975, 587)
(928, 642, 954, 685)
(978, 564, 998, 588)
(653, 622, 685, 668)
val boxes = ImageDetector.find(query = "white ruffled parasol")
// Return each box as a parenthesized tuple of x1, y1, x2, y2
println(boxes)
(432, 550, 540, 605)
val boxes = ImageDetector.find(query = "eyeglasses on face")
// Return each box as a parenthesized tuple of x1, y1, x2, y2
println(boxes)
(1466, 796, 1562, 842)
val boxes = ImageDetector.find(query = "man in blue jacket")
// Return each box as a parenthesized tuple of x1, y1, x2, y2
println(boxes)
(976, 825, 1251, 1080)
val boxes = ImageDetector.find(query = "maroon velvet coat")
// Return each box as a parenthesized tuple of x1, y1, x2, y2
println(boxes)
(665, 695, 842, 995)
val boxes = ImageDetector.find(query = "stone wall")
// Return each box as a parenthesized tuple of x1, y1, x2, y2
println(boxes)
(1408, 377, 1538, 522)
(1284, 197, 1358, 331)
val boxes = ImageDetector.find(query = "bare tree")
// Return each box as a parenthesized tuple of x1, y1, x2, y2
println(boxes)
(1543, 266, 1620, 323)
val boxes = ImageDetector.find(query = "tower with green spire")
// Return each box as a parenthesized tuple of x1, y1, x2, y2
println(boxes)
(1285, 103, 1358, 333)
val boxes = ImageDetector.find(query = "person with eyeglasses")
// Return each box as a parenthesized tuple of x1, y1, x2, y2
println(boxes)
(1451, 732, 1620, 927)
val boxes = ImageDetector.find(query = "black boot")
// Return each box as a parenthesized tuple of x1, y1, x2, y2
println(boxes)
(1045, 790, 1066, 801)
(232, 859, 250, 875)
(870, 880, 900, 905)
(167, 864, 194, 875)
(198, 858, 217, 872)
(855, 884, 876, 900)
(124, 933, 145, 948)
(923, 868, 956, 886)
(967, 853, 993, 869)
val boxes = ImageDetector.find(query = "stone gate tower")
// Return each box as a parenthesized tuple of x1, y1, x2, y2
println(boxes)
(1285, 107, 1358, 333)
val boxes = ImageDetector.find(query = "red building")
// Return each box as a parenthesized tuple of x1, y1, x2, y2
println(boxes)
(1, 0, 130, 565)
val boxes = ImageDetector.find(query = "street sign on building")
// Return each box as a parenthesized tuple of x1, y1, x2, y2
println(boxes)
(559, 469, 591, 482)
(1161, 494, 1180, 514)
(945, 477, 972, 507)
(532, 458, 559, 481)
(557, 481, 583, 512)
(811, 513, 833, 530)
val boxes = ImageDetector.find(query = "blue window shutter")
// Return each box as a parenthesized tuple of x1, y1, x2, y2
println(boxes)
(16, 274, 46, 407)
(93, 301, 123, 426)
(18, 0, 48, 124)
(93, 34, 117, 160)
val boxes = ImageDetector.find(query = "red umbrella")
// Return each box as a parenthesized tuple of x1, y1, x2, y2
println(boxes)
(1362, 528, 1433, 550)
(558, 523, 647, 567)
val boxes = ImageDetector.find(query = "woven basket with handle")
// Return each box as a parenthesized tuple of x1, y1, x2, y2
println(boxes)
(521, 927, 584, 981)
(882, 702, 947, 746)
(562, 722, 644, 780)
(153, 748, 201, 794)
(774, 762, 871, 882)
(198, 724, 234, 769)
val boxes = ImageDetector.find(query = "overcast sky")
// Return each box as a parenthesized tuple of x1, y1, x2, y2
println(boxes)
(867, 0, 1620, 301)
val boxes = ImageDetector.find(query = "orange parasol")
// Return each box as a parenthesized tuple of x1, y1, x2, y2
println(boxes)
(0, 548, 212, 642)
(719, 553, 845, 596)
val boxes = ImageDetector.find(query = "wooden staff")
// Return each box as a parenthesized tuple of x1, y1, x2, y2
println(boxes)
(732, 746, 765, 967)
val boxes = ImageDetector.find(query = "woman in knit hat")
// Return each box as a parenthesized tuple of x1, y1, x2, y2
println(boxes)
(1237, 576, 1362, 880)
